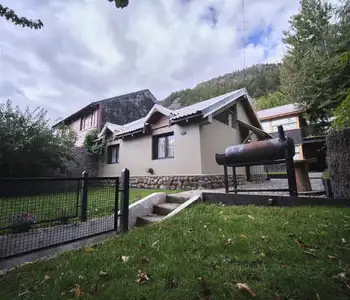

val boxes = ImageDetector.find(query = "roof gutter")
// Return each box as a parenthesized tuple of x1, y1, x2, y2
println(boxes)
(114, 128, 144, 139)
(169, 111, 203, 125)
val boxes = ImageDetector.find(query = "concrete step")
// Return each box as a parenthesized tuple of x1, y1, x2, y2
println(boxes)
(166, 194, 189, 204)
(153, 202, 181, 215)
(136, 214, 164, 226)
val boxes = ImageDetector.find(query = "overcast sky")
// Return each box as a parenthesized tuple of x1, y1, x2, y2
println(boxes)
(0, 0, 337, 122)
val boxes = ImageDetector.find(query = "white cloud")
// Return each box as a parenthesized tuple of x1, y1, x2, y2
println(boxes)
(0, 0, 334, 121)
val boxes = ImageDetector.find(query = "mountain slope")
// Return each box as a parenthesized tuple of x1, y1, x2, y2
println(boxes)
(162, 63, 281, 109)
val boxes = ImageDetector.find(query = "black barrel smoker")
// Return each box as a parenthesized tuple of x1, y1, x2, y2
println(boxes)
(215, 126, 298, 196)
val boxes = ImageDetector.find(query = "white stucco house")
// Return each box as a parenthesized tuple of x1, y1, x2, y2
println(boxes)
(97, 88, 270, 189)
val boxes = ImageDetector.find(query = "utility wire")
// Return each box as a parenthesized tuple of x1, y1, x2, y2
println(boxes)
(241, 0, 246, 81)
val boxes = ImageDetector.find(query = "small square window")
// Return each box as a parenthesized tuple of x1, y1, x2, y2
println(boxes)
(107, 145, 119, 164)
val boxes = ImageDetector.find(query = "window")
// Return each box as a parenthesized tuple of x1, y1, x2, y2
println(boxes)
(152, 133, 174, 159)
(107, 145, 119, 164)
(79, 114, 95, 131)
(294, 145, 301, 160)
(271, 117, 297, 132)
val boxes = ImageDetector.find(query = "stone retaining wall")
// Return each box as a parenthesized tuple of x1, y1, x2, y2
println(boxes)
(129, 174, 266, 190)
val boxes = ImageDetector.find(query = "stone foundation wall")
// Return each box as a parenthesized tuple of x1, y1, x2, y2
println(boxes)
(129, 174, 266, 190)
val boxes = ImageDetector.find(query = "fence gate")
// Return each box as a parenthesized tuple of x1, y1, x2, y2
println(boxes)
(0, 169, 130, 259)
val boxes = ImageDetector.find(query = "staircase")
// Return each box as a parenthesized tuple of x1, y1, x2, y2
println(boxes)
(136, 194, 189, 226)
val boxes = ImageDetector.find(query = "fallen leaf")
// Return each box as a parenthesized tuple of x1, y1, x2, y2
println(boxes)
(78, 275, 84, 280)
(44, 274, 50, 281)
(304, 250, 317, 258)
(248, 215, 255, 220)
(75, 286, 83, 298)
(121, 256, 129, 262)
(316, 293, 321, 300)
(18, 290, 29, 297)
(136, 270, 150, 284)
(85, 247, 95, 253)
(333, 272, 347, 280)
(332, 272, 350, 289)
(328, 255, 337, 260)
(225, 238, 233, 245)
(275, 295, 281, 300)
(141, 256, 150, 264)
(151, 240, 159, 248)
(261, 236, 268, 240)
(99, 271, 107, 276)
(203, 225, 207, 228)
(241, 234, 247, 239)
(236, 283, 256, 297)
(342, 238, 347, 244)
(68, 285, 83, 298)
(140, 243, 146, 249)
(280, 264, 288, 268)
(295, 239, 306, 249)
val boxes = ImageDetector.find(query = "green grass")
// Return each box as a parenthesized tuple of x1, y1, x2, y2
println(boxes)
(1, 204, 350, 299)
(0, 188, 180, 230)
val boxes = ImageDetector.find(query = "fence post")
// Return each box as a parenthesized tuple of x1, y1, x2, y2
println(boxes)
(114, 177, 119, 232)
(80, 171, 88, 222)
(120, 168, 130, 233)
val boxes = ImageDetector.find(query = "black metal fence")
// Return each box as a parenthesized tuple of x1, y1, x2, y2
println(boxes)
(0, 169, 130, 259)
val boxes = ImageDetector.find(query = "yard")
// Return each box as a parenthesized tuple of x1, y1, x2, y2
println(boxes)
(1, 204, 350, 299)
(0, 188, 180, 230)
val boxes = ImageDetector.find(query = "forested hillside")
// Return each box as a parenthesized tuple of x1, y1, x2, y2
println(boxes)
(163, 0, 350, 123)
(162, 63, 284, 110)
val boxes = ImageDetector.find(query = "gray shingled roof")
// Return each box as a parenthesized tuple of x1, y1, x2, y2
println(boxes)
(257, 104, 304, 120)
(110, 88, 249, 137)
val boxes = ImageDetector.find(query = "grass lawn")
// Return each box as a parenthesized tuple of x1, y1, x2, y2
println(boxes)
(1, 204, 350, 299)
(0, 188, 180, 230)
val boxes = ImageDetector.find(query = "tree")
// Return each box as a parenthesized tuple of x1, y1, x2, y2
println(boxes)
(254, 91, 291, 111)
(0, 4, 43, 29)
(0, 0, 129, 29)
(0, 100, 77, 178)
(280, 0, 350, 125)
(331, 88, 350, 129)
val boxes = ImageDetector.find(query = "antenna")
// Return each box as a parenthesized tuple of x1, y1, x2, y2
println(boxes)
(241, 0, 246, 80)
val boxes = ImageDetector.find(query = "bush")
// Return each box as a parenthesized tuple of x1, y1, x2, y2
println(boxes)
(83, 129, 106, 156)
(0, 100, 77, 178)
